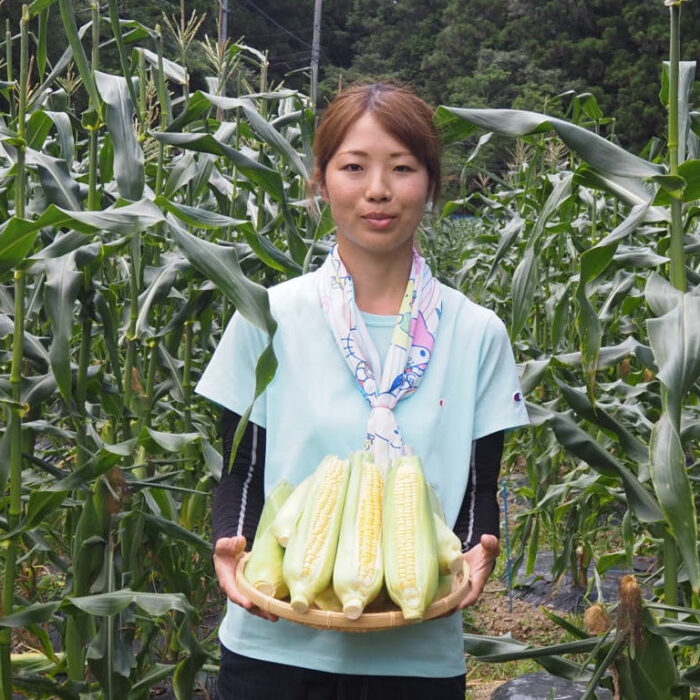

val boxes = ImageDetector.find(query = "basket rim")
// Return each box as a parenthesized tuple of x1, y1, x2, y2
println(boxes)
(235, 553, 471, 632)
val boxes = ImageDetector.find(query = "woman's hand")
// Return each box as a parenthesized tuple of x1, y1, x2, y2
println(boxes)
(213, 536, 279, 622)
(458, 534, 500, 609)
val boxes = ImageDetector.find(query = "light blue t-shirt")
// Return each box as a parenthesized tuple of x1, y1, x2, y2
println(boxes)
(196, 270, 529, 677)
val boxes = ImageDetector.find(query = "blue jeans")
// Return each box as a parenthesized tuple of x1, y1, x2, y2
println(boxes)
(218, 646, 466, 700)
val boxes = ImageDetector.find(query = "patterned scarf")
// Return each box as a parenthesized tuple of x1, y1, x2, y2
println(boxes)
(318, 245, 442, 467)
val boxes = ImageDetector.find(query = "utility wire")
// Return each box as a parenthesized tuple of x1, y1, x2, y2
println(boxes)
(240, 0, 314, 49)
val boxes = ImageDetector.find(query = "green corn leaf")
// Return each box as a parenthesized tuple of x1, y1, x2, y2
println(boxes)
(86, 621, 132, 698)
(624, 610, 680, 699)
(26, 111, 55, 151)
(162, 152, 199, 198)
(203, 92, 308, 179)
(573, 166, 669, 222)
(0, 602, 61, 627)
(510, 247, 537, 341)
(542, 410, 662, 523)
(28, 0, 58, 13)
(649, 413, 700, 593)
(530, 173, 573, 248)
(152, 131, 286, 204)
(463, 632, 600, 663)
(155, 197, 245, 230)
(44, 253, 82, 402)
(141, 513, 212, 551)
(44, 111, 76, 167)
(574, 199, 651, 383)
(107, 0, 141, 120)
(166, 215, 277, 336)
(554, 378, 648, 466)
(25, 149, 82, 210)
(57, 0, 101, 112)
(129, 664, 178, 694)
(69, 590, 192, 617)
(555, 335, 655, 371)
(24, 491, 68, 531)
(93, 289, 123, 393)
(21, 373, 59, 407)
(135, 260, 183, 337)
(647, 293, 700, 420)
(12, 675, 82, 700)
(239, 219, 304, 276)
(0, 316, 50, 366)
(143, 427, 200, 453)
(436, 106, 665, 179)
(660, 61, 697, 163)
(137, 47, 187, 85)
(487, 216, 525, 281)
(95, 71, 145, 201)
(0, 218, 41, 274)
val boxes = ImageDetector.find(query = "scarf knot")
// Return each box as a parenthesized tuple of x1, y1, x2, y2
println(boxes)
(318, 246, 442, 467)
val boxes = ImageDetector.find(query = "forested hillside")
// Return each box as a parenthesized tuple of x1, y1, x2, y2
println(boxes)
(4, 0, 699, 152)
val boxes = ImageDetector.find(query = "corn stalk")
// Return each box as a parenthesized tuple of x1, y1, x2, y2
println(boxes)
(0, 7, 29, 698)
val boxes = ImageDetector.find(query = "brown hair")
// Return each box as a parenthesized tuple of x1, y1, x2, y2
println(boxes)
(313, 81, 441, 204)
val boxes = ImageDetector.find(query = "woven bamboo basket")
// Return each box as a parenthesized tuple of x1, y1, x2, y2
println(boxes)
(235, 553, 471, 632)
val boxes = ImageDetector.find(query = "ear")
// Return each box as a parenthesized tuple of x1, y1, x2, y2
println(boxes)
(313, 165, 329, 203)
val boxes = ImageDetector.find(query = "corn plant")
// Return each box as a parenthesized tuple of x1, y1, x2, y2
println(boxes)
(432, 0, 700, 693)
(0, 2, 319, 697)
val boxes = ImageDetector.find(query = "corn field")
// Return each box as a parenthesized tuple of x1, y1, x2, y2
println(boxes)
(1, 0, 700, 698)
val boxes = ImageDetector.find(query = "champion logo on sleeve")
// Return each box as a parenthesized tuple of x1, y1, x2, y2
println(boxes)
(513, 392, 523, 404)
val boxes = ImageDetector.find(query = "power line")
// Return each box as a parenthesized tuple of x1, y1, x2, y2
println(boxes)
(240, 0, 314, 50)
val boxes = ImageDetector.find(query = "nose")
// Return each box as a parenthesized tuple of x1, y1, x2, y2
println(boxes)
(365, 168, 391, 201)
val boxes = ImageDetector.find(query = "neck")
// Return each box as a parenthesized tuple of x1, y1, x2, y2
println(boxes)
(337, 244, 414, 315)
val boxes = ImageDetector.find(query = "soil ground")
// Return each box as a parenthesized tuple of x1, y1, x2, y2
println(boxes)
(463, 580, 572, 700)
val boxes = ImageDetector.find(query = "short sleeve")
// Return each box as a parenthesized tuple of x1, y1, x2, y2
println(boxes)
(473, 314, 529, 439)
(195, 312, 268, 427)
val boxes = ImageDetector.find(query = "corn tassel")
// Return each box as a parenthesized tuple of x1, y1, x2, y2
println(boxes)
(283, 455, 350, 613)
(333, 451, 385, 619)
(244, 481, 295, 597)
(383, 455, 438, 621)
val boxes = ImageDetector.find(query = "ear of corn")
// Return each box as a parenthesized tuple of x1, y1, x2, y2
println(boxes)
(244, 481, 295, 597)
(435, 573, 454, 600)
(433, 513, 464, 575)
(427, 482, 464, 576)
(333, 451, 385, 619)
(426, 481, 446, 521)
(313, 582, 343, 612)
(283, 455, 350, 613)
(270, 472, 315, 547)
(382, 455, 439, 621)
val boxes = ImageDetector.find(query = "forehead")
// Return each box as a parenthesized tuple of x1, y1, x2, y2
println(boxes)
(333, 112, 414, 157)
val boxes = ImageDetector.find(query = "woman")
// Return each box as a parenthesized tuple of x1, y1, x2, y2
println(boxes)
(196, 82, 529, 699)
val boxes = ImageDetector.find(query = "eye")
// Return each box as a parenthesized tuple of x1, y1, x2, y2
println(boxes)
(341, 163, 362, 172)
(394, 164, 416, 173)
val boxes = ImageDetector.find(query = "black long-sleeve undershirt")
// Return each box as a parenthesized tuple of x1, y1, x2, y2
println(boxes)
(213, 409, 504, 552)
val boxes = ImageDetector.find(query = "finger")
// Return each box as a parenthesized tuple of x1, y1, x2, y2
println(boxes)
(460, 575, 489, 608)
(480, 534, 500, 557)
(217, 570, 254, 610)
(215, 535, 247, 557)
(249, 607, 279, 622)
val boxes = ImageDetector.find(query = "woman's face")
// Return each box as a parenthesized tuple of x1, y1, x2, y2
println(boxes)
(320, 112, 430, 264)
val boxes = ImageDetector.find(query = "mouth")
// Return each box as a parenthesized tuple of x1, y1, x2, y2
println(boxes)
(362, 213, 396, 230)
